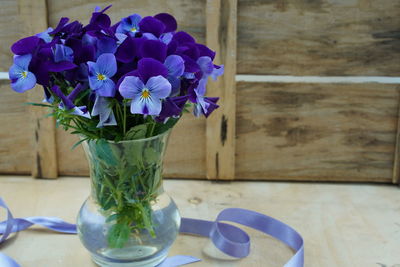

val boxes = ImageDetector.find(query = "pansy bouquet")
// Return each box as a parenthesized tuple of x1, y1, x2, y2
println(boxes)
(8, 5, 223, 257)
(9, 5, 222, 142)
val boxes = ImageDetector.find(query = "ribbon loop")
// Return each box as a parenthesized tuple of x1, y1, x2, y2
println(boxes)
(0, 197, 304, 267)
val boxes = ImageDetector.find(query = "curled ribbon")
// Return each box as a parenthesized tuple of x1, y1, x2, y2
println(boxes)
(0, 197, 303, 267)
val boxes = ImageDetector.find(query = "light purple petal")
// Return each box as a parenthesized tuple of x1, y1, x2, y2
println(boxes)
(142, 33, 158, 40)
(146, 75, 171, 99)
(36, 27, 53, 43)
(197, 56, 214, 77)
(167, 76, 181, 97)
(13, 54, 32, 70)
(164, 55, 184, 77)
(196, 78, 208, 96)
(96, 79, 116, 97)
(96, 53, 117, 77)
(71, 106, 91, 119)
(211, 65, 224, 80)
(160, 33, 173, 44)
(119, 76, 145, 99)
(130, 96, 161, 115)
(96, 37, 117, 57)
(54, 44, 74, 62)
(11, 72, 36, 93)
(91, 95, 108, 116)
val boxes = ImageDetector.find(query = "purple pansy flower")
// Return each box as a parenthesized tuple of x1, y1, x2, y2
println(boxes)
(91, 95, 117, 128)
(54, 44, 74, 62)
(9, 54, 37, 93)
(119, 75, 171, 115)
(197, 56, 224, 81)
(164, 55, 184, 96)
(189, 79, 219, 117)
(116, 14, 142, 36)
(87, 53, 117, 97)
(155, 95, 188, 123)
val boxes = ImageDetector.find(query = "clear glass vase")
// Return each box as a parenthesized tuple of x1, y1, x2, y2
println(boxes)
(77, 130, 180, 267)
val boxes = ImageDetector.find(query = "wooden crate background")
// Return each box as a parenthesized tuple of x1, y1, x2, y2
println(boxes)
(0, 0, 399, 183)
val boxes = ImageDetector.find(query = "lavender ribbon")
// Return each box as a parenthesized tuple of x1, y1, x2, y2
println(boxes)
(0, 197, 303, 267)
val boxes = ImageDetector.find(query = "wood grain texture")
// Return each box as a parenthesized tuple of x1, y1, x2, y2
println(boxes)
(18, 0, 59, 178)
(205, 0, 237, 180)
(47, 0, 205, 43)
(0, 82, 31, 174)
(392, 92, 400, 184)
(236, 82, 400, 182)
(0, 1, 25, 72)
(57, 116, 206, 179)
(2, 176, 400, 266)
(238, 0, 400, 76)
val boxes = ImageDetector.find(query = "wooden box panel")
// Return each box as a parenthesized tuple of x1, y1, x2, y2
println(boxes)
(0, 81, 31, 174)
(238, 0, 400, 76)
(236, 82, 400, 182)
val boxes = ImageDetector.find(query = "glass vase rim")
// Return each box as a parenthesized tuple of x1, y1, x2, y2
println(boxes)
(80, 128, 171, 144)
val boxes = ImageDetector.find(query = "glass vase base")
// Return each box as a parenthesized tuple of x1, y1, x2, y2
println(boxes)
(91, 247, 168, 267)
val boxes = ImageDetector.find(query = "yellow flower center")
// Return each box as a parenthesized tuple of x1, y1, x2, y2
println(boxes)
(141, 89, 150, 99)
(97, 73, 106, 81)
(130, 27, 137, 32)
(21, 71, 28, 79)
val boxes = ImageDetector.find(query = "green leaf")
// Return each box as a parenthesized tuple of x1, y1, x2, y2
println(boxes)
(107, 223, 131, 248)
(144, 147, 159, 164)
(106, 214, 119, 223)
(124, 124, 148, 140)
(24, 102, 53, 107)
(71, 138, 87, 150)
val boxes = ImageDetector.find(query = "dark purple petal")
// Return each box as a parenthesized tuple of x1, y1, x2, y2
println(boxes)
(172, 31, 195, 45)
(141, 39, 167, 62)
(196, 44, 216, 60)
(181, 55, 200, 73)
(67, 83, 84, 101)
(47, 61, 77, 72)
(11, 36, 40, 55)
(96, 36, 117, 56)
(155, 95, 188, 122)
(49, 17, 69, 35)
(139, 16, 165, 38)
(62, 21, 83, 36)
(182, 43, 200, 60)
(203, 97, 219, 117)
(154, 13, 177, 32)
(166, 39, 178, 55)
(137, 58, 168, 83)
(115, 36, 144, 63)
(50, 85, 75, 109)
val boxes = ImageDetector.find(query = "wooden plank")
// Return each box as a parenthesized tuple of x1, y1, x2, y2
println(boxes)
(47, 0, 205, 43)
(57, 116, 206, 179)
(18, 0, 58, 178)
(0, 1, 25, 72)
(205, 0, 237, 180)
(2, 176, 400, 266)
(237, 0, 400, 76)
(0, 81, 31, 174)
(392, 92, 400, 184)
(236, 82, 400, 182)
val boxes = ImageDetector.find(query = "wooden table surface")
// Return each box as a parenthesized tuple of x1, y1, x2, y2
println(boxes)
(0, 176, 399, 267)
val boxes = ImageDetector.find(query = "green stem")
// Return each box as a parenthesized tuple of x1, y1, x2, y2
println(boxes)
(123, 101, 127, 136)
